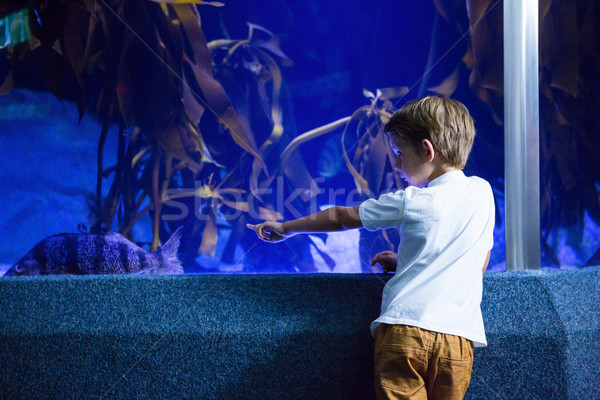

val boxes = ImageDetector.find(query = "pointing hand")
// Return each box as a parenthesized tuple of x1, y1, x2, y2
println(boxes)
(246, 221, 290, 243)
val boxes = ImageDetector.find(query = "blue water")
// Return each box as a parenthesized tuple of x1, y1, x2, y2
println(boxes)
(1, 1, 598, 274)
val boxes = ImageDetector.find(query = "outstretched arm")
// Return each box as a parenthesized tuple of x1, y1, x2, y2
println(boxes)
(247, 205, 363, 242)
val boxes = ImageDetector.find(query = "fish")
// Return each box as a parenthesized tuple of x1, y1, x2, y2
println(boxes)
(3, 227, 184, 276)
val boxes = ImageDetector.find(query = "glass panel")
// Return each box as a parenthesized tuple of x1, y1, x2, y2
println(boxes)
(0, 2, 507, 275)
(539, 0, 600, 268)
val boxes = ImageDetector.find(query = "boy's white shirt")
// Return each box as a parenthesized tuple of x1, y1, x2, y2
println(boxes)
(359, 170, 494, 347)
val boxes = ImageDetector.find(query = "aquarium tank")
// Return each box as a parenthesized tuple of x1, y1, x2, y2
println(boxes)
(0, 0, 599, 275)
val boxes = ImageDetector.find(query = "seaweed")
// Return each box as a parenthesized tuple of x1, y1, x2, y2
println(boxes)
(0, 2, 253, 255)
(0, 1, 337, 271)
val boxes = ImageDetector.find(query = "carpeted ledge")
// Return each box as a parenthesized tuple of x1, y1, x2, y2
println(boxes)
(0, 267, 599, 400)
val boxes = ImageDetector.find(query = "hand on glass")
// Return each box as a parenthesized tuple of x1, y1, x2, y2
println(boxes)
(246, 221, 291, 243)
(372, 250, 398, 274)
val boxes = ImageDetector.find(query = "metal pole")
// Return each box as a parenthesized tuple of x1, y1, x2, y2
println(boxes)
(503, 0, 541, 270)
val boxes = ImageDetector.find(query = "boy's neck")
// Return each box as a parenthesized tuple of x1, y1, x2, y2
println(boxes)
(427, 164, 461, 184)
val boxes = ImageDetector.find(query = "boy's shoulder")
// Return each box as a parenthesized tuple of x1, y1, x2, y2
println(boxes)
(463, 174, 492, 187)
(465, 174, 493, 193)
(414, 172, 493, 200)
(375, 173, 492, 201)
(431, 172, 492, 189)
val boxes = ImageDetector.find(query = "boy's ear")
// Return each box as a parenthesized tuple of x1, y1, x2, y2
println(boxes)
(422, 139, 435, 162)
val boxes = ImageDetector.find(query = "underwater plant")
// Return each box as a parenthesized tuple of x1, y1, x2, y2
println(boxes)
(204, 21, 355, 272)
(0, 1, 270, 264)
(0, 1, 343, 272)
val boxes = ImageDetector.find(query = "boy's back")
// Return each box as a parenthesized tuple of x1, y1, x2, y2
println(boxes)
(360, 169, 495, 347)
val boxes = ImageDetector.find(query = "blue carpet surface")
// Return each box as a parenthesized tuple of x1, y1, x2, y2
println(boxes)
(1, 267, 599, 399)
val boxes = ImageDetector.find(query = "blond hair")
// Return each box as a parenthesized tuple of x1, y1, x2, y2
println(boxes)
(384, 96, 476, 169)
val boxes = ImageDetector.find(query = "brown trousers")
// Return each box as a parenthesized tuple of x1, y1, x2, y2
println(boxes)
(374, 324, 474, 400)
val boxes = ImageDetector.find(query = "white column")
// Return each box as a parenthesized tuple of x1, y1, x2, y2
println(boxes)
(503, 0, 541, 270)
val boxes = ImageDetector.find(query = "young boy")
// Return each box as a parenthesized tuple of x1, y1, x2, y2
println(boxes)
(247, 96, 494, 400)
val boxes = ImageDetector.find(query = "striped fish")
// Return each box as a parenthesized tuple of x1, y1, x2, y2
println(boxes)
(3, 227, 184, 276)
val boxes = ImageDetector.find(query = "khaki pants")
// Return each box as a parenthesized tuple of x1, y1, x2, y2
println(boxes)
(374, 324, 474, 400)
